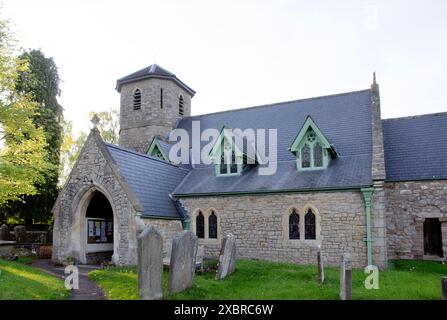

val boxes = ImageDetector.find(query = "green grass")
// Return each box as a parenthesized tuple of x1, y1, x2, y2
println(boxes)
(88, 259, 447, 300)
(0, 259, 69, 300)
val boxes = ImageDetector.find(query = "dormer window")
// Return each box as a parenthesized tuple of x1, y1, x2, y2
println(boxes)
(289, 116, 338, 171)
(133, 88, 141, 110)
(179, 95, 184, 116)
(147, 137, 170, 162)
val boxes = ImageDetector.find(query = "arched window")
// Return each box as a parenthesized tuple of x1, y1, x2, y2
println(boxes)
(179, 95, 184, 116)
(313, 142, 323, 167)
(196, 211, 204, 239)
(289, 209, 300, 240)
(301, 144, 311, 168)
(208, 211, 218, 239)
(133, 89, 141, 110)
(305, 208, 316, 240)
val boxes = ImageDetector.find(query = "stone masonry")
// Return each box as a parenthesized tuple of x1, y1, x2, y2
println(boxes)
(385, 180, 447, 259)
(52, 129, 140, 265)
(119, 78, 192, 153)
(180, 191, 383, 268)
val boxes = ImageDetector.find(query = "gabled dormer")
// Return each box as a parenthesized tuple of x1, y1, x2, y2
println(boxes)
(289, 116, 338, 171)
(147, 137, 170, 162)
(209, 127, 257, 176)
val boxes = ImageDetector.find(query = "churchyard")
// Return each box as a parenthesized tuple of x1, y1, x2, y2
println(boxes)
(0, 224, 446, 300)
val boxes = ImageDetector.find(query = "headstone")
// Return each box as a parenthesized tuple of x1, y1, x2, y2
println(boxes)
(137, 225, 163, 300)
(442, 277, 447, 300)
(0, 224, 10, 241)
(168, 230, 198, 294)
(317, 245, 324, 284)
(339, 252, 352, 300)
(216, 233, 237, 280)
(196, 245, 204, 270)
(14, 225, 27, 243)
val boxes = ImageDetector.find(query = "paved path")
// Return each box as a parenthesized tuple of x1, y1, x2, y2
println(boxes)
(30, 259, 106, 300)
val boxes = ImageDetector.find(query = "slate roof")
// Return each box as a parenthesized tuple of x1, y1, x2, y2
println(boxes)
(382, 112, 447, 181)
(106, 143, 190, 219)
(115, 64, 196, 95)
(173, 89, 374, 195)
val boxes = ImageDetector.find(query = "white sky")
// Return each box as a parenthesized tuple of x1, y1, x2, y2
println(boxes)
(2, 0, 447, 134)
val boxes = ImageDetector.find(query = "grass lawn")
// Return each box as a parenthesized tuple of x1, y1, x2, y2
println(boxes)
(0, 258, 69, 300)
(88, 259, 447, 300)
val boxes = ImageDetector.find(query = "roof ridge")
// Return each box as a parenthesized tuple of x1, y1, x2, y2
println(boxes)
(382, 111, 447, 122)
(105, 143, 190, 171)
(182, 88, 371, 120)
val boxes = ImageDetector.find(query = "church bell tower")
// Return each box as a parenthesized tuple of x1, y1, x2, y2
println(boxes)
(115, 64, 195, 153)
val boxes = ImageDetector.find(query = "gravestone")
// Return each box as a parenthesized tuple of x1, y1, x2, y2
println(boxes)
(317, 245, 324, 284)
(168, 230, 198, 294)
(0, 224, 10, 241)
(196, 245, 205, 270)
(137, 225, 163, 300)
(442, 277, 447, 300)
(216, 233, 237, 280)
(14, 225, 27, 243)
(339, 252, 352, 300)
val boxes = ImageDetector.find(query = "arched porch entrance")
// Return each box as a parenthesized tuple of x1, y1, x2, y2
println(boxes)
(84, 191, 114, 264)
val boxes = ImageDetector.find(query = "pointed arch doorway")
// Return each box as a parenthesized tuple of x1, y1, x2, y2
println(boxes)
(84, 191, 114, 264)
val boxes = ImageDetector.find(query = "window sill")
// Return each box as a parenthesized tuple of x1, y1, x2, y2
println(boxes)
(198, 238, 220, 245)
(283, 239, 321, 246)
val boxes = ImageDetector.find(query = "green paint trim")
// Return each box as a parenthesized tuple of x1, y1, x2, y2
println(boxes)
(289, 116, 338, 159)
(137, 214, 182, 221)
(361, 187, 374, 266)
(174, 185, 371, 198)
(181, 218, 191, 230)
(147, 137, 170, 162)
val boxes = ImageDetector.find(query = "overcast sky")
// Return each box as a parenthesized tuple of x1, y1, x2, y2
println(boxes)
(3, 0, 447, 134)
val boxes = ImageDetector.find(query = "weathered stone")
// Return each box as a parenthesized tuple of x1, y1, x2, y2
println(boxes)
(196, 245, 204, 270)
(216, 234, 237, 280)
(0, 241, 15, 259)
(317, 245, 324, 284)
(339, 253, 352, 300)
(14, 225, 27, 243)
(442, 277, 447, 300)
(168, 230, 198, 294)
(137, 225, 163, 300)
(0, 224, 10, 241)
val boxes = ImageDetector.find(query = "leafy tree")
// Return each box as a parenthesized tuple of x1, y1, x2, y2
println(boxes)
(0, 17, 53, 223)
(88, 109, 119, 144)
(4, 49, 63, 225)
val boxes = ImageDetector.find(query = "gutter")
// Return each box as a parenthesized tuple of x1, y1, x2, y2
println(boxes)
(360, 187, 374, 266)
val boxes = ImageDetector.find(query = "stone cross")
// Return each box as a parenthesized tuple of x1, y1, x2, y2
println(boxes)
(14, 225, 27, 243)
(317, 245, 324, 284)
(137, 225, 163, 300)
(0, 224, 10, 241)
(91, 114, 100, 129)
(339, 252, 352, 300)
(216, 233, 237, 280)
(168, 230, 198, 294)
(442, 277, 447, 300)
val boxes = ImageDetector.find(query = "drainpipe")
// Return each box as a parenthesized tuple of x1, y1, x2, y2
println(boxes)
(181, 218, 191, 231)
(361, 187, 374, 266)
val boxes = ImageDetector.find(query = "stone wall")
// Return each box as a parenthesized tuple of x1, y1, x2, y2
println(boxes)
(141, 218, 183, 253)
(385, 180, 447, 259)
(52, 130, 139, 265)
(180, 191, 376, 268)
(119, 78, 192, 153)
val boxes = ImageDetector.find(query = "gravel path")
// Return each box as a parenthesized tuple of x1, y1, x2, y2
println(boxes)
(30, 259, 106, 300)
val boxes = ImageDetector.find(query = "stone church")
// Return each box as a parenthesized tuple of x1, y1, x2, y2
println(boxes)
(52, 64, 447, 269)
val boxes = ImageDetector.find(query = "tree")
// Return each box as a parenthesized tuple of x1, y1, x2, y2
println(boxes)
(0, 17, 53, 223)
(58, 108, 119, 187)
(4, 49, 63, 225)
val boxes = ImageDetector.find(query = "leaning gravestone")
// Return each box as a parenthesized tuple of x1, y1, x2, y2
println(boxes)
(168, 230, 198, 294)
(216, 233, 237, 280)
(442, 277, 447, 300)
(14, 225, 27, 243)
(317, 245, 324, 284)
(339, 252, 352, 300)
(137, 225, 163, 300)
(0, 224, 10, 241)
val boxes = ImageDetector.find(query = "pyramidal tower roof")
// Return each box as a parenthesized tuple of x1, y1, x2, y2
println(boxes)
(115, 64, 195, 96)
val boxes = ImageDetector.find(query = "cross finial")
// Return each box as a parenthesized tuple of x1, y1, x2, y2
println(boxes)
(91, 113, 100, 129)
